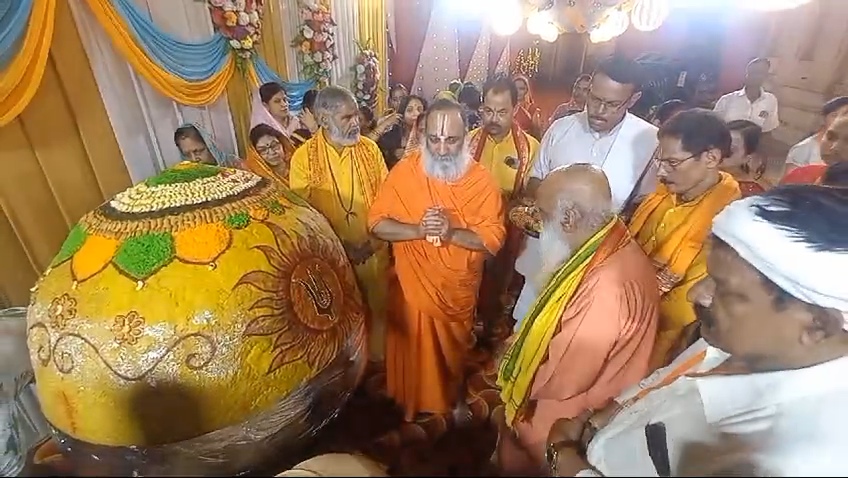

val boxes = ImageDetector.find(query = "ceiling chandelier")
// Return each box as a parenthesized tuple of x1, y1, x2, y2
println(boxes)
(489, 0, 814, 44)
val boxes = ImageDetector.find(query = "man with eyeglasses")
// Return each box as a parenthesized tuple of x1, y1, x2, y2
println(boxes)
(512, 55, 659, 329)
(628, 109, 740, 370)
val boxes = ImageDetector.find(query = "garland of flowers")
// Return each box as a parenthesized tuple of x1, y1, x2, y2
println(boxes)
(351, 41, 380, 110)
(206, 0, 265, 66)
(291, 0, 337, 86)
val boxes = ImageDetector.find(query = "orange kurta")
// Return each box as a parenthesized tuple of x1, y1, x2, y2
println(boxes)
(367, 152, 506, 420)
(501, 240, 659, 472)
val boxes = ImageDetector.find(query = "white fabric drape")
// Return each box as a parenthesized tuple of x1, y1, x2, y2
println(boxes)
(329, 0, 359, 88)
(411, 2, 460, 99)
(68, 0, 238, 184)
(278, 0, 302, 81)
(464, 27, 491, 85)
(494, 41, 511, 77)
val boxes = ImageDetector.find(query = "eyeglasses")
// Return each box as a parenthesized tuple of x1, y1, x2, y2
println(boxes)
(257, 140, 281, 156)
(586, 92, 628, 112)
(655, 152, 700, 170)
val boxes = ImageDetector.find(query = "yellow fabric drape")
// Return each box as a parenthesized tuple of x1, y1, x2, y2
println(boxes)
(81, 0, 234, 105)
(0, 0, 131, 306)
(356, 0, 388, 114)
(0, 0, 57, 127)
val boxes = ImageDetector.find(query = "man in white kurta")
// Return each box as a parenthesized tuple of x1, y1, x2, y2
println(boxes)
(713, 58, 779, 133)
(514, 56, 658, 326)
(543, 185, 848, 477)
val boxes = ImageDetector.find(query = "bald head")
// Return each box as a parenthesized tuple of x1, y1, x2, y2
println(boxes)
(537, 164, 613, 235)
(533, 164, 614, 290)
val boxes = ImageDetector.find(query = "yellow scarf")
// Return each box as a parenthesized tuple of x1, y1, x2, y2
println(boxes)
(244, 146, 289, 188)
(306, 129, 383, 210)
(628, 172, 740, 287)
(497, 218, 629, 426)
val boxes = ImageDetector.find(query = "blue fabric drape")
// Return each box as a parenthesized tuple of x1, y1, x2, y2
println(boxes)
(112, 0, 229, 81)
(252, 56, 315, 111)
(0, 0, 33, 69)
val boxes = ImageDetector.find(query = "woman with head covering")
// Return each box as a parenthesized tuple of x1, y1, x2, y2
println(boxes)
(377, 94, 428, 169)
(512, 74, 543, 139)
(250, 82, 303, 144)
(173, 123, 242, 168)
(723, 120, 769, 197)
(245, 124, 296, 187)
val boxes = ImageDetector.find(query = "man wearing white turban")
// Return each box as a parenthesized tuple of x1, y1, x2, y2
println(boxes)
(538, 185, 848, 477)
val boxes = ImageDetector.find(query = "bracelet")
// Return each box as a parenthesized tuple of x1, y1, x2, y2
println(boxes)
(547, 439, 582, 477)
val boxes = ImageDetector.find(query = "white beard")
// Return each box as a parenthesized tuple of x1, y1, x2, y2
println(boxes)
(534, 223, 574, 291)
(421, 144, 471, 183)
(327, 121, 360, 147)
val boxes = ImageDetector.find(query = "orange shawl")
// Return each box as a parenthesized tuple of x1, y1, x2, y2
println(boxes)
(628, 172, 740, 291)
(243, 145, 293, 188)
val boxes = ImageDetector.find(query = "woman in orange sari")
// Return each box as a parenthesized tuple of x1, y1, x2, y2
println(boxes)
(512, 74, 543, 139)
(244, 124, 296, 187)
(723, 120, 769, 197)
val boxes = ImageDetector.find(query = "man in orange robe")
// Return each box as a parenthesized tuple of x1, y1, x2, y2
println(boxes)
(628, 109, 740, 369)
(368, 99, 506, 422)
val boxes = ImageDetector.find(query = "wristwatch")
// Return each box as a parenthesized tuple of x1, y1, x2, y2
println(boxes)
(546, 439, 580, 477)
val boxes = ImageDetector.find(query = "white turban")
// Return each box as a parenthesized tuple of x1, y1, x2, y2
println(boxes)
(712, 195, 848, 320)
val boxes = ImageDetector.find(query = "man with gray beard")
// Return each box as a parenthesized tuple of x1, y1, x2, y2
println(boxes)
(289, 85, 391, 363)
(368, 99, 506, 423)
(495, 164, 659, 475)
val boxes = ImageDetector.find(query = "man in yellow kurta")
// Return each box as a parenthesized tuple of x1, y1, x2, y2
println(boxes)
(470, 77, 540, 339)
(289, 85, 390, 362)
(628, 109, 740, 370)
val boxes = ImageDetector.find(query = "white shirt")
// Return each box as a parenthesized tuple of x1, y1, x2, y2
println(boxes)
(513, 112, 658, 326)
(530, 111, 659, 211)
(576, 339, 848, 476)
(714, 89, 780, 133)
(786, 135, 823, 167)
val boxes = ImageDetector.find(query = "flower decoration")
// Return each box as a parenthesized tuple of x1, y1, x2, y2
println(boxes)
(291, 0, 337, 85)
(47, 293, 78, 329)
(351, 41, 380, 110)
(111, 311, 147, 346)
(206, 0, 265, 60)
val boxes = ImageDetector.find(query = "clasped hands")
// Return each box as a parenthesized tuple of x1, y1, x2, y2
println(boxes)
(419, 206, 451, 245)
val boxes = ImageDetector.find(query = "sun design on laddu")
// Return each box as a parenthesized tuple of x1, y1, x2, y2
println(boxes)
(235, 221, 365, 375)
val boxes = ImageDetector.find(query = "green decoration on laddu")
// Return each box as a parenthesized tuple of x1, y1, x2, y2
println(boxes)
(51, 224, 88, 267)
(145, 164, 220, 187)
(266, 199, 286, 215)
(113, 232, 176, 280)
(225, 212, 251, 230)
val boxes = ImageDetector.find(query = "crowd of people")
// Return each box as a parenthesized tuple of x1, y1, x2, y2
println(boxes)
(169, 54, 848, 476)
